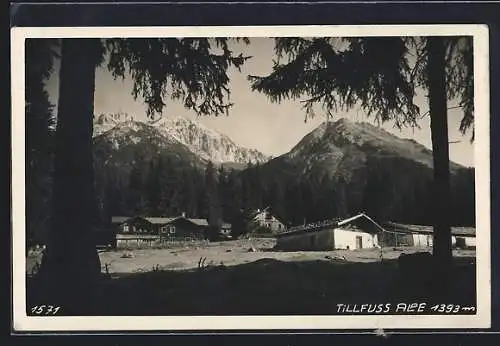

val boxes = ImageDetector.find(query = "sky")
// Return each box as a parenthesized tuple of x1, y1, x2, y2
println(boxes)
(44, 38, 474, 167)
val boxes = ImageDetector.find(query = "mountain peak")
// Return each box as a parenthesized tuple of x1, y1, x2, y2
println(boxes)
(93, 112, 269, 165)
(332, 117, 352, 125)
(151, 115, 270, 164)
(328, 117, 378, 133)
(287, 116, 464, 176)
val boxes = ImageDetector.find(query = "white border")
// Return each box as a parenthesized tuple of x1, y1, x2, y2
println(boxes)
(11, 25, 491, 332)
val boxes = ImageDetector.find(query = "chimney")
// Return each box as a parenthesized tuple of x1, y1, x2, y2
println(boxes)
(181, 212, 186, 218)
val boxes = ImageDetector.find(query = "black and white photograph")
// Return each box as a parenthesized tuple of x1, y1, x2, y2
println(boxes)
(11, 25, 490, 331)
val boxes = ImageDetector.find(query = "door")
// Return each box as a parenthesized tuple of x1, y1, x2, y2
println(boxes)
(355, 236, 363, 249)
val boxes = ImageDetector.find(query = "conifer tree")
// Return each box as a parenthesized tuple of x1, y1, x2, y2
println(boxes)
(33, 37, 249, 309)
(25, 39, 57, 249)
(249, 36, 473, 296)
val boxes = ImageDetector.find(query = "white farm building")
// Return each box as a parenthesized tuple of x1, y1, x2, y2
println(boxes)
(276, 213, 384, 251)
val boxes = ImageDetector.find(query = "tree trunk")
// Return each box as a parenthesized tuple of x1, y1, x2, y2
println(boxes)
(426, 36, 453, 300)
(37, 39, 102, 314)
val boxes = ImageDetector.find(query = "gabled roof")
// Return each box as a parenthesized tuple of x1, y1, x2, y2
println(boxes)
(141, 217, 178, 225)
(187, 218, 209, 226)
(337, 213, 387, 233)
(250, 206, 287, 224)
(287, 218, 339, 233)
(117, 215, 210, 227)
(278, 213, 386, 238)
(249, 207, 268, 218)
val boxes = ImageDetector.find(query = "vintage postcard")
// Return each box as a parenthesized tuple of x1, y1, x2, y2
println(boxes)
(11, 24, 490, 332)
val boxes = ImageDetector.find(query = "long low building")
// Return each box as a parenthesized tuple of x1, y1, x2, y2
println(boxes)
(275, 213, 476, 252)
(119, 215, 207, 236)
(383, 222, 476, 248)
(276, 213, 384, 251)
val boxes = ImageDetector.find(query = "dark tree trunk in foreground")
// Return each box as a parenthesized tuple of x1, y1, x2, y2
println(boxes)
(427, 36, 453, 299)
(38, 39, 102, 313)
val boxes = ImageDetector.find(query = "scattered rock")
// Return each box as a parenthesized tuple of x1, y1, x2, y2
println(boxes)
(248, 247, 257, 252)
(121, 251, 135, 258)
(225, 249, 232, 252)
(325, 255, 346, 261)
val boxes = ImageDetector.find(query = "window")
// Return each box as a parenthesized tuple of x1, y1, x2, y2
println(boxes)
(456, 237, 466, 249)
(168, 226, 176, 235)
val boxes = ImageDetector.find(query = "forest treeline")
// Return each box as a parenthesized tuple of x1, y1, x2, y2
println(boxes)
(94, 151, 476, 236)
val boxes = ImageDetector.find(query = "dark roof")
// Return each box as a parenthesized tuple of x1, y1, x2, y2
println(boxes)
(111, 216, 131, 224)
(385, 222, 476, 237)
(119, 215, 209, 227)
(116, 234, 159, 239)
(287, 218, 339, 233)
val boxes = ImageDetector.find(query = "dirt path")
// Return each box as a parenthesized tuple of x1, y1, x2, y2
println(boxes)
(96, 238, 476, 275)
